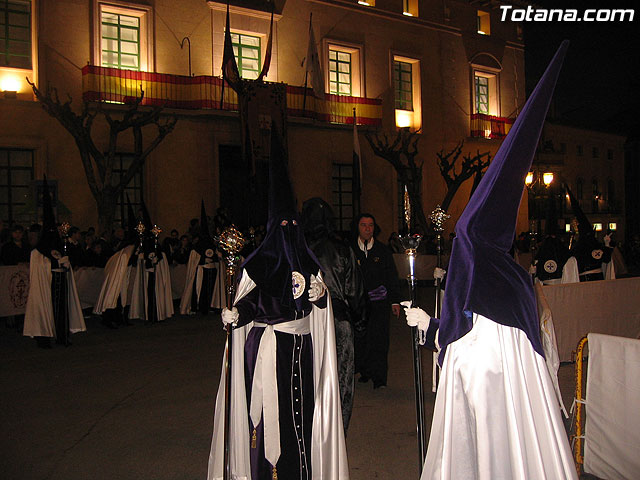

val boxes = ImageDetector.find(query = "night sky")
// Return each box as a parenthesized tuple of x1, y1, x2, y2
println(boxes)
(522, 0, 639, 137)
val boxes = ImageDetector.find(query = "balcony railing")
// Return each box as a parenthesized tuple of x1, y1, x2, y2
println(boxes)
(470, 113, 514, 139)
(81, 65, 382, 126)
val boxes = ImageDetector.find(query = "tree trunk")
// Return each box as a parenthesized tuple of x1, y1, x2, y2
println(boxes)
(96, 190, 118, 236)
(441, 186, 458, 213)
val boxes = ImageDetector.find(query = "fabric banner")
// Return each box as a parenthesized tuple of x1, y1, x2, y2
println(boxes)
(541, 277, 640, 362)
(82, 66, 382, 126)
(0, 265, 30, 316)
(1, 264, 187, 318)
(584, 333, 640, 479)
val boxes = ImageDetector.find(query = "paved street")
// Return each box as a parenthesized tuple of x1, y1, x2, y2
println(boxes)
(0, 290, 577, 480)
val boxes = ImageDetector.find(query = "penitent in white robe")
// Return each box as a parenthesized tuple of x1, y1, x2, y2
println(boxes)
(128, 253, 174, 321)
(93, 245, 135, 314)
(422, 313, 577, 480)
(23, 250, 86, 338)
(207, 270, 349, 480)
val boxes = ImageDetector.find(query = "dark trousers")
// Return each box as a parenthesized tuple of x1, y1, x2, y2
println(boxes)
(357, 299, 390, 386)
(146, 271, 158, 323)
(51, 271, 69, 345)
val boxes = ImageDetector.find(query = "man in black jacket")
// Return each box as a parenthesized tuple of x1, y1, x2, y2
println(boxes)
(301, 197, 366, 433)
(352, 213, 401, 389)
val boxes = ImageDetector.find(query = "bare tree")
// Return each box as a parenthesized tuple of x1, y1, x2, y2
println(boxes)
(436, 141, 491, 212)
(28, 79, 177, 234)
(364, 128, 428, 234)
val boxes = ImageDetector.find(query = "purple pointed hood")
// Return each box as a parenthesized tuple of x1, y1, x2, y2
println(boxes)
(438, 41, 568, 365)
(242, 125, 320, 313)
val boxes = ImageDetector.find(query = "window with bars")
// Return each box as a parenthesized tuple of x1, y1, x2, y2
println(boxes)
(332, 163, 354, 233)
(394, 60, 413, 111)
(0, 0, 31, 69)
(101, 11, 140, 70)
(474, 75, 489, 114)
(0, 148, 34, 224)
(329, 49, 352, 96)
(231, 33, 261, 80)
(112, 154, 143, 225)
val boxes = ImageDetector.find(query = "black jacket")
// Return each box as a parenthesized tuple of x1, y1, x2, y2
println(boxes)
(307, 236, 366, 333)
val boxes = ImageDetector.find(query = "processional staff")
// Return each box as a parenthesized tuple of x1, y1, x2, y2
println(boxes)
(217, 226, 245, 480)
(399, 186, 427, 472)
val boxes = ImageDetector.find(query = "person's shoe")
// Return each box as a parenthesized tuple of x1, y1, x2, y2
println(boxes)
(358, 375, 370, 383)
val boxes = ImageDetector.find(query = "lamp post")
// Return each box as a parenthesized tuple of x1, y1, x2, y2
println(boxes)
(525, 170, 554, 257)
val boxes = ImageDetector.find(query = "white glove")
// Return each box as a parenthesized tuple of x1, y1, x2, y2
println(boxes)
(308, 274, 326, 302)
(433, 267, 446, 280)
(604, 234, 611, 247)
(401, 301, 431, 346)
(59, 256, 71, 269)
(221, 307, 239, 327)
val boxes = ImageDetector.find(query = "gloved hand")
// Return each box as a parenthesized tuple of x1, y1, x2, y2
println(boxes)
(401, 301, 431, 346)
(308, 274, 326, 302)
(433, 267, 446, 280)
(529, 264, 537, 275)
(221, 307, 239, 327)
(59, 256, 71, 269)
(604, 234, 611, 247)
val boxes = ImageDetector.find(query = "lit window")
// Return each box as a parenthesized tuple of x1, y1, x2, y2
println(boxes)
(394, 61, 412, 110)
(325, 42, 362, 97)
(477, 11, 490, 35)
(231, 33, 261, 80)
(608, 222, 617, 231)
(101, 12, 140, 70)
(592, 178, 599, 213)
(593, 223, 603, 232)
(475, 75, 489, 114)
(473, 70, 498, 116)
(94, 3, 152, 72)
(403, 0, 418, 17)
(329, 49, 351, 96)
(0, 0, 31, 69)
(393, 55, 421, 129)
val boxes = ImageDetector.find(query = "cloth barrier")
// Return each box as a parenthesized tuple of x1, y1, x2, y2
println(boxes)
(583, 333, 640, 479)
(541, 277, 640, 362)
(1, 263, 190, 317)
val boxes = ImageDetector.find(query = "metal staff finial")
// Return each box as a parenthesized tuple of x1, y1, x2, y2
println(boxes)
(399, 185, 426, 471)
(429, 205, 450, 233)
(404, 185, 411, 233)
(217, 224, 245, 480)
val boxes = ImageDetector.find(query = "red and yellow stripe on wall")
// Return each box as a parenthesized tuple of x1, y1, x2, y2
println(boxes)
(82, 65, 382, 127)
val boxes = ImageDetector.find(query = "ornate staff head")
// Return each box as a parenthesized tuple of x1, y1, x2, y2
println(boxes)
(58, 221, 71, 255)
(429, 205, 450, 234)
(218, 225, 246, 277)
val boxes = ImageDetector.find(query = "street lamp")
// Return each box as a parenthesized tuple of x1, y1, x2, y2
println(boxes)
(525, 170, 555, 252)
